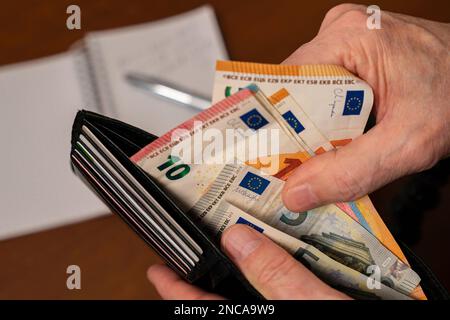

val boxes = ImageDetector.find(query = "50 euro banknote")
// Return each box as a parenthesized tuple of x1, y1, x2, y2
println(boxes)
(213, 61, 374, 145)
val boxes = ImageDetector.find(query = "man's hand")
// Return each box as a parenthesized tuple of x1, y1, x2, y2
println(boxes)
(282, 4, 450, 212)
(148, 5, 449, 300)
(148, 224, 349, 299)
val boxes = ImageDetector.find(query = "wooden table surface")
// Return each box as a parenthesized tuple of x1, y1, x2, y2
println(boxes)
(1, 0, 449, 299)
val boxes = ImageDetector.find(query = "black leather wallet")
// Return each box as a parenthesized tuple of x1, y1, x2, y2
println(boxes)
(70, 110, 449, 300)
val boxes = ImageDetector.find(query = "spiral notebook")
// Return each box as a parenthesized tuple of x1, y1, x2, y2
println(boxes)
(0, 5, 227, 239)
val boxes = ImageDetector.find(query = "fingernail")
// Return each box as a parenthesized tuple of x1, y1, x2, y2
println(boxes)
(285, 184, 318, 211)
(222, 226, 262, 262)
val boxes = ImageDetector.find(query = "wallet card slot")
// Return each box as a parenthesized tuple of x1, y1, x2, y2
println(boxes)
(80, 125, 203, 257)
(82, 110, 157, 149)
(72, 149, 194, 272)
(76, 135, 201, 265)
(95, 123, 143, 155)
(73, 144, 197, 271)
(71, 152, 190, 275)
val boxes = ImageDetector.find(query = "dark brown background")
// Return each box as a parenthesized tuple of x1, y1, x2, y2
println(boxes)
(0, 0, 449, 299)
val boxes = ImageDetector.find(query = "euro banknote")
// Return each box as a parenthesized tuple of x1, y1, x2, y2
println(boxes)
(199, 200, 410, 300)
(191, 163, 420, 296)
(213, 61, 373, 145)
(268, 88, 334, 155)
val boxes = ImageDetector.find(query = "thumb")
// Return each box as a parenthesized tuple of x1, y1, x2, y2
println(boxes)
(221, 224, 348, 300)
(282, 124, 399, 212)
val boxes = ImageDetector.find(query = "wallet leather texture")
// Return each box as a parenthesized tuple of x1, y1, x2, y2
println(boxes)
(70, 110, 449, 300)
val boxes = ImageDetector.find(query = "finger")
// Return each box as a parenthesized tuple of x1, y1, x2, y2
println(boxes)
(281, 4, 370, 77)
(318, 4, 365, 33)
(281, 6, 350, 67)
(282, 124, 403, 212)
(221, 224, 349, 300)
(282, 39, 344, 66)
(147, 264, 224, 300)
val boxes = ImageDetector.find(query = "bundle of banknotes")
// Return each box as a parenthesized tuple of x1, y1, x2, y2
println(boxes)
(131, 61, 425, 300)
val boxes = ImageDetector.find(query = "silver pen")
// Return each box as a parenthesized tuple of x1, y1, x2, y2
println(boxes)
(125, 73, 211, 111)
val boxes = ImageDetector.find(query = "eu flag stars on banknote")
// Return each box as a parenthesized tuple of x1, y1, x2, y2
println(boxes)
(343, 90, 365, 115)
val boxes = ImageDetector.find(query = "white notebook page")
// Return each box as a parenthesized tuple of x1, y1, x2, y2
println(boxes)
(86, 5, 227, 135)
(0, 53, 107, 240)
